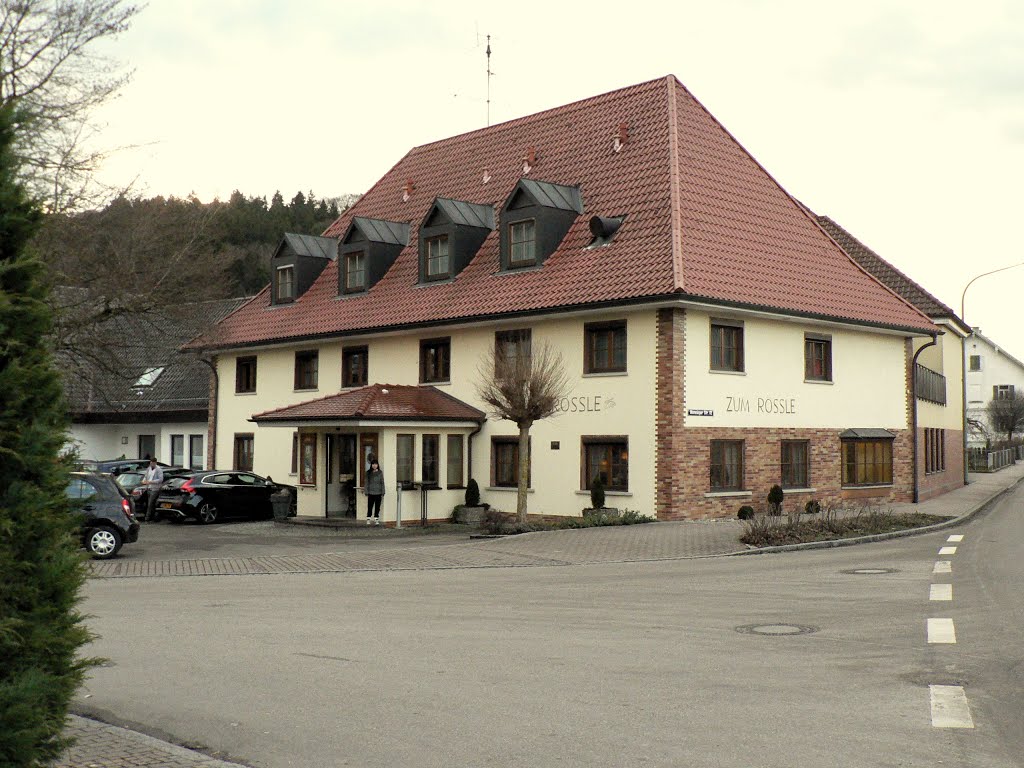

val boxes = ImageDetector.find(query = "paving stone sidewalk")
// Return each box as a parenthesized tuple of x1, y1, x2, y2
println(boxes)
(63, 464, 1024, 766)
(54, 715, 251, 768)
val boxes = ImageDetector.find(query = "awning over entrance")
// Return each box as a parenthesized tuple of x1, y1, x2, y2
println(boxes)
(250, 384, 486, 425)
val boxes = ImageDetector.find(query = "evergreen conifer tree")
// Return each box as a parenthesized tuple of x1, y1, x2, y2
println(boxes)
(0, 104, 95, 767)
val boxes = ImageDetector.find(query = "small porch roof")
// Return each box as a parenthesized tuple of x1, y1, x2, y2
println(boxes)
(250, 384, 486, 425)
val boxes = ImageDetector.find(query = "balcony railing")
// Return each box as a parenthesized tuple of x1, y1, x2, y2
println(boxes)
(915, 364, 947, 405)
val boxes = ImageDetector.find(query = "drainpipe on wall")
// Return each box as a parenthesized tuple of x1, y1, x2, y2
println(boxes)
(466, 419, 485, 489)
(197, 355, 219, 469)
(911, 335, 938, 504)
(961, 333, 970, 486)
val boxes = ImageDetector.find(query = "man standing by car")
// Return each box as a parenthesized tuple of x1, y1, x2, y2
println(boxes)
(142, 457, 164, 522)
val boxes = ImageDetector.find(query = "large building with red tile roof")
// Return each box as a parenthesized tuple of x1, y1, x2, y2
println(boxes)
(191, 75, 965, 521)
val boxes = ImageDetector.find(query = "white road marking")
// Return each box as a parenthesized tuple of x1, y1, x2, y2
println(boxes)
(933, 561, 952, 574)
(930, 685, 975, 728)
(947, 534, 964, 543)
(939, 546, 957, 555)
(930, 583, 953, 601)
(928, 618, 957, 644)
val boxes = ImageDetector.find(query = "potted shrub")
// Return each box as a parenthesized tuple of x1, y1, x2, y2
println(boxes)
(454, 479, 487, 525)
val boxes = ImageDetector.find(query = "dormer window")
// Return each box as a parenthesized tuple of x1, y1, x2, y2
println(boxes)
(509, 219, 536, 266)
(344, 251, 366, 293)
(426, 235, 450, 280)
(499, 179, 583, 272)
(268, 233, 335, 307)
(417, 198, 494, 284)
(338, 217, 410, 295)
(276, 266, 295, 302)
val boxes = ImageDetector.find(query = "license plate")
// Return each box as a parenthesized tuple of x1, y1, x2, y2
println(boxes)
(159, 502, 172, 508)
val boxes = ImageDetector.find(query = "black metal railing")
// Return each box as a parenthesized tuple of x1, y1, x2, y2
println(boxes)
(915, 364, 947, 405)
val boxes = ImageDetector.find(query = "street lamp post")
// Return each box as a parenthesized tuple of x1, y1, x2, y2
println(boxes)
(960, 261, 1024, 321)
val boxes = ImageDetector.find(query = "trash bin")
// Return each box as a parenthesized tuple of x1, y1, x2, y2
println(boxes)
(271, 489, 293, 519)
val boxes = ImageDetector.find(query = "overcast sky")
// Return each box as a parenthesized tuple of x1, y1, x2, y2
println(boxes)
(89, 0, 1024, 358)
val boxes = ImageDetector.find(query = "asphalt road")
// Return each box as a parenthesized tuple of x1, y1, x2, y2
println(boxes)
(77, 501, 1024, 768)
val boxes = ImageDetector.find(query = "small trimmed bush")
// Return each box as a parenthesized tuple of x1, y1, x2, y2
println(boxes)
(480, 508, 655, 535)
(465, 478, 480, 507)
(737, 505, 755, 520)
(767, 484, 784, 516)
(590, 476, 605, 510)
(804, 499, 821, 515)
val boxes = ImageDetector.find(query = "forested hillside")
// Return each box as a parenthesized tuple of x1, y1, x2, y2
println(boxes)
(32, 189, 359, 382)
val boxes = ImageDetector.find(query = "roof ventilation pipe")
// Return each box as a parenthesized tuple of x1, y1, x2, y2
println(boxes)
(589, 216, 624, 239)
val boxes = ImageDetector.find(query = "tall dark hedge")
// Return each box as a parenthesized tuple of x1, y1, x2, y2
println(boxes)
(0, 105, 95, 767)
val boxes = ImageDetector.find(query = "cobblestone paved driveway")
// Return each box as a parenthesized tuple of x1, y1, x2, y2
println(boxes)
(89, 519, 748, 579)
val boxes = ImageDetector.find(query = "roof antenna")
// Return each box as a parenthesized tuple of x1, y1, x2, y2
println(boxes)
(486, 34, 492, 127)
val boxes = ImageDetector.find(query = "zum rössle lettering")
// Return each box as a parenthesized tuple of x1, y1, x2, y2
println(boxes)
(556, 395, 602, 413)
(726, 396, 797, 414)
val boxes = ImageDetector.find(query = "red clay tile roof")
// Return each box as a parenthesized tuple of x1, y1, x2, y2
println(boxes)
(191, 76, 936, 351)
(814, 215, 967, 328)
(251, 384, 485, 423)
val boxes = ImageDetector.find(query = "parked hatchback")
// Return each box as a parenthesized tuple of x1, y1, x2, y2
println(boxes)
(65, 472, 140, 559)
(155, 471, 295, 524)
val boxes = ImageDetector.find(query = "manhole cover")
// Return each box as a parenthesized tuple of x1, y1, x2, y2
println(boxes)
(840, 568, 899, 575)
(734, 623, 819, 636)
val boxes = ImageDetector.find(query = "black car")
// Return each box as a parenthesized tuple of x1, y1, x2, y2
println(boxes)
(155, 470, 295, 524)
(65, 472, 140, 559)
(81, 458, 172, 476)
(116, 468, 194, 519)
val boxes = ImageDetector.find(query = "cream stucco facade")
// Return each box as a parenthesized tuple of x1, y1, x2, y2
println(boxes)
(214, 308, 660, 522)
(209, 299, 969, 521)
(683, 311, 910, 430)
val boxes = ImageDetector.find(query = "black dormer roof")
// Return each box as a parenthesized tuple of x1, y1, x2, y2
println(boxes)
(276, 233, 338, 261)
(343, 217, 410, 246)
(506, 178, 584, 213)
(428, 198, 496, 229)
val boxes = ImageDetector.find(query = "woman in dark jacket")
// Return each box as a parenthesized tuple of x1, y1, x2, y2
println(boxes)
(364, 459, 385, 525)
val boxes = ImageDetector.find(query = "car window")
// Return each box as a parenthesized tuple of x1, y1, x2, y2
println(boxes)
(235, 473, 262, 486)
(208, 474, 232, 485)
(116, 472, 144, 487)
(65, 478, 97, 500)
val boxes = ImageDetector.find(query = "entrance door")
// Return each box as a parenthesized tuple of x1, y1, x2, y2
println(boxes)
(359, 433, 379, 487)
(138, 434, 156, 460)
(325, 434, 359, 518)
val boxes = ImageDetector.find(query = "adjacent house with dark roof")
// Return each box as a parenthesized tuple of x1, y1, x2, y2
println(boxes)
(65, 298, 249, 467)
(189, 75, 951, 521)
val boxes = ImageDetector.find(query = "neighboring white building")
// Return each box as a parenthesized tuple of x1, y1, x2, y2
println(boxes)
(964, 329, 1024, 446)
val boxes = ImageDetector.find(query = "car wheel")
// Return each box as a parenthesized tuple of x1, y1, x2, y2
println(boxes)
(86, 526, 122, 559)
(197, 502, 219, 524)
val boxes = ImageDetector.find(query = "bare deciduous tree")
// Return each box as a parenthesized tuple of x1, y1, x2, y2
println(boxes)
(476, 339, 570, 523)
(0, 0, 140, 212)
(986, 392, 1024, 444)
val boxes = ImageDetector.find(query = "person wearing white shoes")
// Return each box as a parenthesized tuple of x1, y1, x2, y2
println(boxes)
(364, 458, 385, 525)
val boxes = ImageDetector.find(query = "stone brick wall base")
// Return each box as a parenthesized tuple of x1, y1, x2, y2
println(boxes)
(917, 428, 965, 502)
(659, 427, 914, 520)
